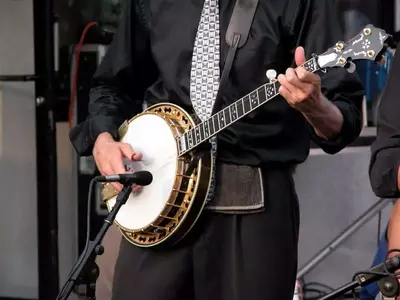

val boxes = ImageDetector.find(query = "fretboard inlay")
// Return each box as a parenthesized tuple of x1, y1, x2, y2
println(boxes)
(178, 57, 320, 155)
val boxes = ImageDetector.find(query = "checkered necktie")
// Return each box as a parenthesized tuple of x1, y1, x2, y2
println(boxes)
(190, 0, 220, 202)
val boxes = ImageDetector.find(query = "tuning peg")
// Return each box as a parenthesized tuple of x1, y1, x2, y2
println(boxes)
(266, 69, 277, 83)
(345, 62, 356, 73)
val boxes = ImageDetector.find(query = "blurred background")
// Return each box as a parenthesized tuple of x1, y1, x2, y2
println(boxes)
(0, 0, 399, 299)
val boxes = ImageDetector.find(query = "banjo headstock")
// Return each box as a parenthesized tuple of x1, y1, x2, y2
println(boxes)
(316, 25, 393, 72)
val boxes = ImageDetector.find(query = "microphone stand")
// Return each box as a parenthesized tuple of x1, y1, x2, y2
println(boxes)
(57, 181, 133, 300)
(318, 255, 400, 300)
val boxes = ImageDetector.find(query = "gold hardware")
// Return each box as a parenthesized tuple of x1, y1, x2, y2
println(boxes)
(367, 50, 375, 58)
(176, 174, 192, 179)
(363, 27, 372, 36)
(338, 58, 346, 65)
(336, 42, 344, 50)
(167, 202, 187, 209)
(101, 102, 211, 248)
(173, 188, 192, 195)
(160, 215, 178, 221)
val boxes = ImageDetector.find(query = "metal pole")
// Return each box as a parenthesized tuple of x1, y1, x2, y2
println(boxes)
(33, 0, 60, 298)
(297, 198, 392, 279)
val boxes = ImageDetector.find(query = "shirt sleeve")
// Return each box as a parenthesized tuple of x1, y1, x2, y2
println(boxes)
(69, 0, 156, 156)
(369, 53, 400, 198)
(289, 0, 365, 154)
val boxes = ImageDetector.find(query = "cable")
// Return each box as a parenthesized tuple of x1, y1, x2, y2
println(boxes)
(56, 178, 97, 300)
(302, 281, 335, 300)
(68, 21, 98, 129)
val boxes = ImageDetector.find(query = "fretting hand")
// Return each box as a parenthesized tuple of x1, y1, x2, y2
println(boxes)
(278, 46, 323, 112)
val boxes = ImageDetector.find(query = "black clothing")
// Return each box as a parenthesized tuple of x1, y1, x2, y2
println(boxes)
(68, 1, 364, 299)
(370, 52, 400, 198)
(112, 168, 299, 300)
(69, 0, 364, 168)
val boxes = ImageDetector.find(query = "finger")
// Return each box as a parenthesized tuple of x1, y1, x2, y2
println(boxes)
(109, 157, 127, 191)
(295, 46, 306, 67)
(133, 185, 143, 192)
(285, 68, 307, 90)
(132, 152, 143, 161)
(295, 67, 319, 83)
(278, 85, 293, 103)
(100, 165, 122, 192)
(119, 143, 135, 159)
(111, 182, 123, 192)
(278, 74, 297, 94)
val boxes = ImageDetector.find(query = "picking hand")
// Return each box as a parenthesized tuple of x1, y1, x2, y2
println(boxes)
(93, 132, 142, 192)
(278, 46, 322, 112)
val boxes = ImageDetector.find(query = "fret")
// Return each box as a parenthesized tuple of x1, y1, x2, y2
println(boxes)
(243, 95, 251, 113)
(177, 55, 328, 156)
(199, 123, 205, 140)
(223, 107, 231, 125)
(236, 100, 244, 117)
(208, 118, 215, 136)
(257, 86, 267, 104)
(230, 103, 237, 121)
(187, 130, 193, 148)
(302, 57, 318, 73)
(265, 83, 276, 100)
(213, 114, 220, 132)
(204, 119, 210, 137)
(250, 91, 259, 109)
(183, 135, 188, 151)
(218, 111, 225, 128)
(194, 126, 201, 144)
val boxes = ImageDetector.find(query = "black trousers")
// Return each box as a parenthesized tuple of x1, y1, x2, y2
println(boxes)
(112, 168, 299, 300)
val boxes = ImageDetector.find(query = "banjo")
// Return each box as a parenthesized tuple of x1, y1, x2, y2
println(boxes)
(101, 25, 391, 248)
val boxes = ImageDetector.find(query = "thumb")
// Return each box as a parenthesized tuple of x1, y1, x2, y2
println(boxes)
(295, 46, 306, 67)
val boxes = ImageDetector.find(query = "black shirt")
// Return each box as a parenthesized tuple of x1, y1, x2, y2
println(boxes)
(370, 52, 400, 198)
(70, 0, 364, 168)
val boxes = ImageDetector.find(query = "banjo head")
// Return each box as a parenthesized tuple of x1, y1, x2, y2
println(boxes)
(105, 112, 180, 231)
(102, 103, 213, 248)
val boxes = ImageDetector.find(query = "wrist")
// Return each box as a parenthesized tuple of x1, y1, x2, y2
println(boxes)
(299, 93, 327, 115)
(95, 132, 115, 145)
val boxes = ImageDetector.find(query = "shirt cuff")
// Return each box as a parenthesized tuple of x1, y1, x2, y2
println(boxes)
(309, 100, 361, 154)
(369, 148, 400, 198)
(69, 115, 123, 156)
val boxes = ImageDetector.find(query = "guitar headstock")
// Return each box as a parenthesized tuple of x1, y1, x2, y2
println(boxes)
(316, 25, 392, 72)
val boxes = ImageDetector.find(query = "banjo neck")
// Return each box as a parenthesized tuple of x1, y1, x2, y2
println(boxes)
(176, 24, 390, 157)
(177, 56, 320, 156)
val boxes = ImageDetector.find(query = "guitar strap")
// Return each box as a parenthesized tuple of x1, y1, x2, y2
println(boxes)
(212, 0, 259, 114)
(135, 0, 259, 112)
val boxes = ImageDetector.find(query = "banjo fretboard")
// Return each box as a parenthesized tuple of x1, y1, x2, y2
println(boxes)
(177, 56, 320, 156)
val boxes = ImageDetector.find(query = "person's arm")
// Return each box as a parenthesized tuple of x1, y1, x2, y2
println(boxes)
(369, 53, 400, 198)
(69, 0, 157, 156)
(388, 201, 400, 255)
(288, 0, 365, 154)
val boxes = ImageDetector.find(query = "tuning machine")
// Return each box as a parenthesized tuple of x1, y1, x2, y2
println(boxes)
(266, 69, 277, 83)
(345, 61, 357, 74)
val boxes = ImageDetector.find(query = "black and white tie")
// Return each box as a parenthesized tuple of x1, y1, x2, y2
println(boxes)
(190, 0, 220, 202)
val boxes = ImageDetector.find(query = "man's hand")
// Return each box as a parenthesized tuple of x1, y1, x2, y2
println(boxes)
(93, 132, 142, 192)
(278, 46, 322, 112)
(278, 46, 344, 140)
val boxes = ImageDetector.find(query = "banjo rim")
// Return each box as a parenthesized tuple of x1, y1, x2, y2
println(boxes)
(105, 110, 182, 232)
(103, 102, 212, 247)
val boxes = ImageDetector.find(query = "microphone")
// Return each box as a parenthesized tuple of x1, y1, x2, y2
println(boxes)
(95, 170, 153, 186)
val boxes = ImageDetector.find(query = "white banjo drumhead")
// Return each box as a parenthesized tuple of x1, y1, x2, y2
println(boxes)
(106, 113, 179, 230)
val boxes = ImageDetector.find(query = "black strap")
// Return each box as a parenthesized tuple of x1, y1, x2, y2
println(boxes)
(212, 0, 259, 114)
(226, 0, 259, 49)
